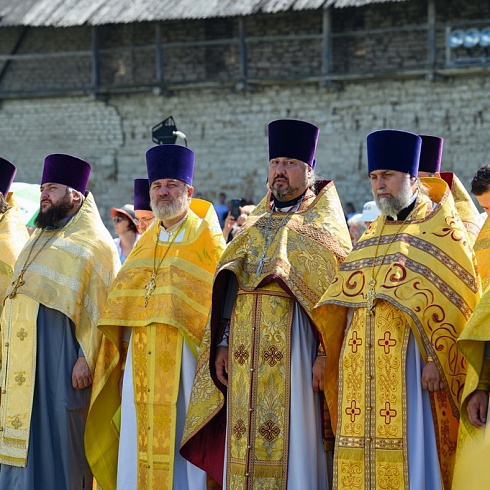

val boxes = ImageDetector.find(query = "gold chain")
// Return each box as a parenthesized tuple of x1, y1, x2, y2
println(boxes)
(144, 216, 188, 307)
(8, 230, 55, 299)
(253, 191, 317, 278)
(365, 207, 417, 315)
(255, 208, 294, 277)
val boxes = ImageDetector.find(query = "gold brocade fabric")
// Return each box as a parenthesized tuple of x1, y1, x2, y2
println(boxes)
(335, 302, 410, 489)
(439, 172, 483, 247)
(313, 179, 480, 490)
(334, 301, 460, 490)
(228, 285, 293, 489)
(181, 182, 352, 487)
(132, 324, 183, 489)
(0, 206, 29, 314)
(474, 215, 490, 291)
(0, 296, 39, 466)
(85, 199, 225, 490)
(0, 193, 120, 466)
(218, 182, 352, 312)
(453, 235, 490, 488)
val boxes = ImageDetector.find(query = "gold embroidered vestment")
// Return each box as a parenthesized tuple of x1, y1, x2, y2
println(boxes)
(85, 199, 225, 490)
(181, 182, 352, 489)
(313, 179, 480, 490)
(0, 203, 29, 314)
(453, 219, 490, 488)
(0, 193, 120, 466)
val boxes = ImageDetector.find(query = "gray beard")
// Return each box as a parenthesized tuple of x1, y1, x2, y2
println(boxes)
(151, 195, 187, 222)
(374, 186, 414, 217)
(375, 195, 405, 217)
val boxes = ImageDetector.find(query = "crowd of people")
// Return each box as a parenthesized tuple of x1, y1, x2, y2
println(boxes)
(0, 120, 490, 490)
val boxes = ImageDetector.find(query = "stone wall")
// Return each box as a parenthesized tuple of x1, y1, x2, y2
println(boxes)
(1, 0, 490, 230)
(1, 73, 489, 229)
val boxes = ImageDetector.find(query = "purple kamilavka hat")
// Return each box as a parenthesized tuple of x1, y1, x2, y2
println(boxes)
(268, 119, 319, 167)
(146, 145, 195, 186)
(133, 178, 152, 211)
(418, 135, 443, 174)
(41, 154, 91, 194)
(0, 157, 16, 196)
(367, 130, 421, 177)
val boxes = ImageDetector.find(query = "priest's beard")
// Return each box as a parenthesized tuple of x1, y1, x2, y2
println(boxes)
(35, 194, 75, 229)
(151, 191, 189, 222)
(374, 178, 414, 217)
(270, 173, 309, 201)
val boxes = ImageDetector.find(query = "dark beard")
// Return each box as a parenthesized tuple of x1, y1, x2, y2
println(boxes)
(34, 200, 75, 229)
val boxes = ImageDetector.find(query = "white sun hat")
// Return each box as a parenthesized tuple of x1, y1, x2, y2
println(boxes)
(360, 200, 381, 222)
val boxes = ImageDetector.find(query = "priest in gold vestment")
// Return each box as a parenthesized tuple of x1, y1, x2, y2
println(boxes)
(470, 166, 490, 288)
(85, 144, 225, 490)
(451, 167, 490, 489)
(0, 158, 29, 313)
(313, 130, 480, 490)
(181, 119, 352, 489)
(0, 154, 120, 489)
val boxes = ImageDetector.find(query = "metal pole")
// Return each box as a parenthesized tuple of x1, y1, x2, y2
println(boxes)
(427, 0, 436, 79)
(91, 26, 100, 96)
(238, 17, 248, 89)
(321, 5, 332, 83)
(155, 22, 164, 92)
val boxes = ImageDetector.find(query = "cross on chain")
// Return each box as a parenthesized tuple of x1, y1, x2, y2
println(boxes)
(365, 278, 377, 315)
(256, 251, 268, 276)
(144, 271, 157, 307)
(8, 273, 26, 299)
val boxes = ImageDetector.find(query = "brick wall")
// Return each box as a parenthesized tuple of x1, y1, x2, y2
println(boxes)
(1, 74, 489, 230)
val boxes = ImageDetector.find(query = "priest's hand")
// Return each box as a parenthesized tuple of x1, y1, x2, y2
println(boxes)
(215, 346, 229, 387)
(72, 356, 93, 390)
(467, 390, 489, 429)
(312, 355, 325, 392)
(421, 360, 443, 392)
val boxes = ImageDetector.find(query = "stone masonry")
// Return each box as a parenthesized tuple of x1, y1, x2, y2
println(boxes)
(0, 0, 490, 229)
(0, 75, 489, 229)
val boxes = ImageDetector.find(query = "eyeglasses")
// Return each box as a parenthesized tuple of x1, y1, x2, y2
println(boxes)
(134, 217, 154, 225)
(112, 216, 125, 223)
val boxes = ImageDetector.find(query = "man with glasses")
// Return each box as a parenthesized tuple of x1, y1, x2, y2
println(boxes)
(133, 178, 155, 234)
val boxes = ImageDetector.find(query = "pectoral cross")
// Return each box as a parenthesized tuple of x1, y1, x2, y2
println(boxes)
(365, 278, 377, 315)
(8, 273, 25, 299)
(256, 250, 269, 277)
(144, 271, 157, 308)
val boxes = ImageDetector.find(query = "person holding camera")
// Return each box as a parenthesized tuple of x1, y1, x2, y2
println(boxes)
(222, 202, 255, 244)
